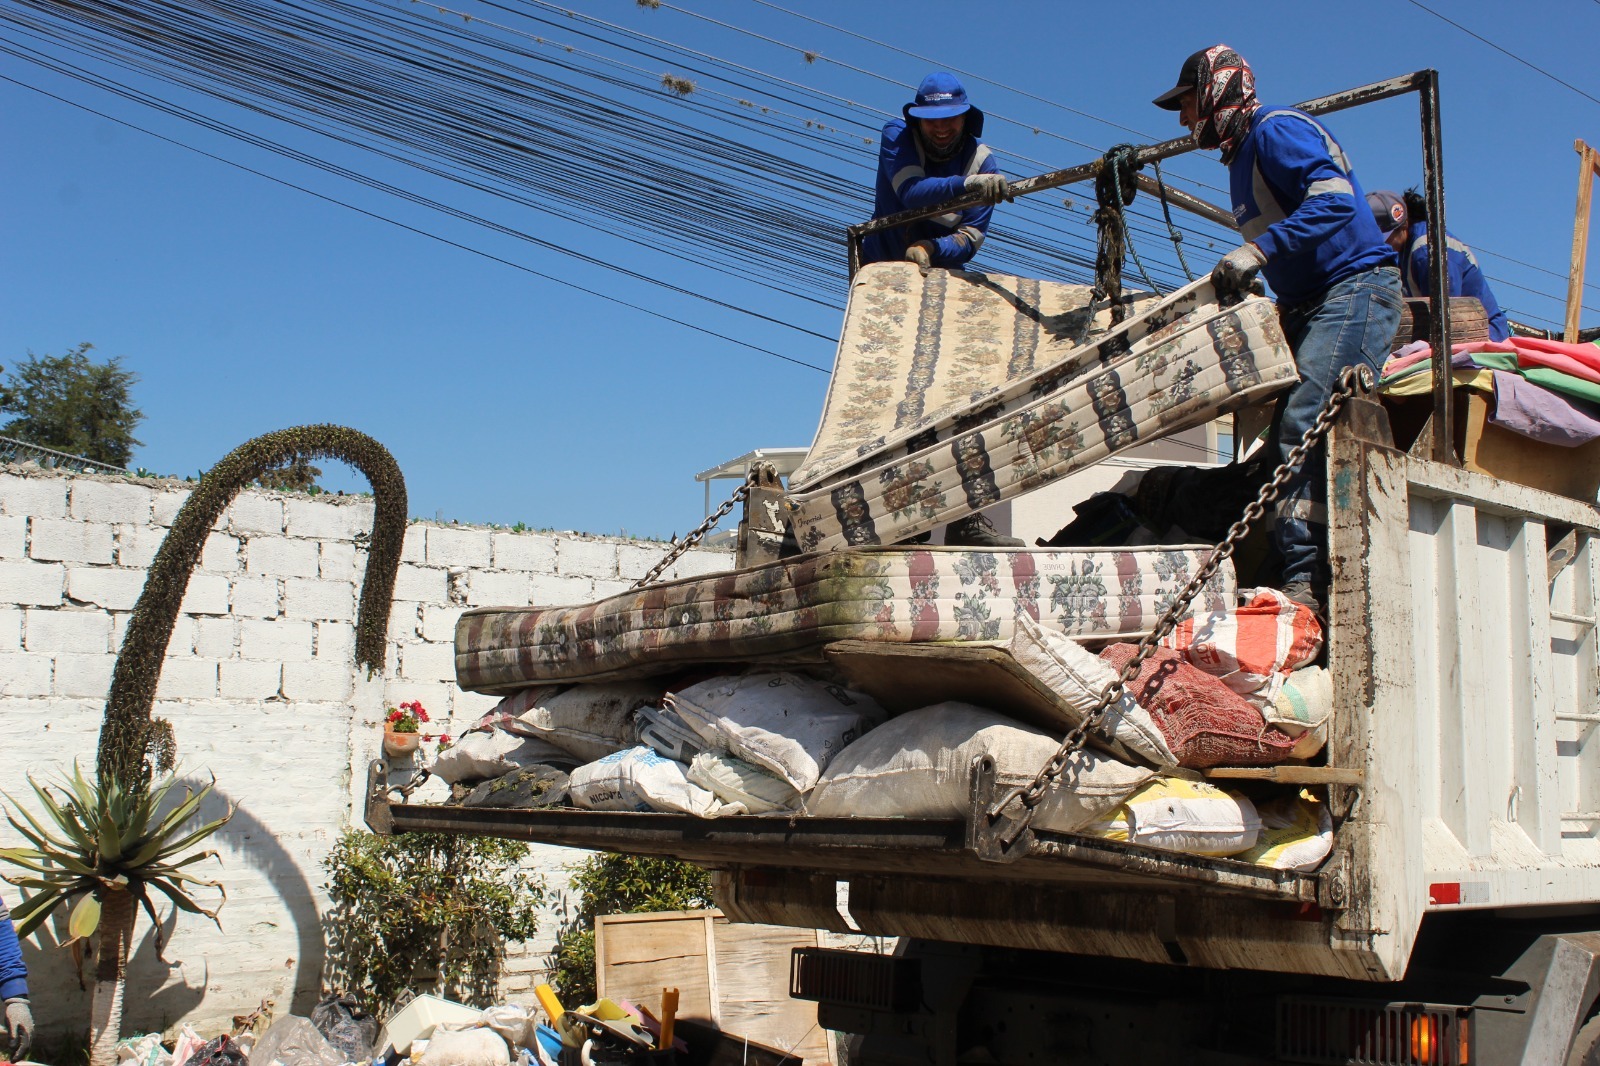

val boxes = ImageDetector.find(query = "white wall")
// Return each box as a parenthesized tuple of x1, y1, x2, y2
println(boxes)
(0, 465, 731, 1035)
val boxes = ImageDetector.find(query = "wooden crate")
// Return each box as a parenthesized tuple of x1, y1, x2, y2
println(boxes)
(595, 909, 834, 1065)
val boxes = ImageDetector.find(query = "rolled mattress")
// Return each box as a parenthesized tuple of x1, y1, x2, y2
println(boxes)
(455, 544, 1236, 691)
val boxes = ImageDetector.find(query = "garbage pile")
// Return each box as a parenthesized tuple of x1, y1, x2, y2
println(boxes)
(116, 985, 769, 1066)
(423, 584, 1336, 872)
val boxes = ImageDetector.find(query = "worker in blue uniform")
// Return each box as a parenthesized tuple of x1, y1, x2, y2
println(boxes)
(1154, 45, 1402, 614)
(1368, 188, 1511, 342)
(0, 894, 31, 1062)
(860, 72, 1012, 271)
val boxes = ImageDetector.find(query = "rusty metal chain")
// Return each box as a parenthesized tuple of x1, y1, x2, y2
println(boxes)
(986, 364, 1374, 847)
(633, 482, 750, 589)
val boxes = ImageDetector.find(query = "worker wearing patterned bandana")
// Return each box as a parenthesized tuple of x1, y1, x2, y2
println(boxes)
(1153, 45, 1401, 615)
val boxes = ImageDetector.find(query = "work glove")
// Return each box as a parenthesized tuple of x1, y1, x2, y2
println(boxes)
(964, 172, 1013, 204)
(904, 241, 936, 269)
(1211, 242, 1267, 293)
(5, 997, 32, 1063)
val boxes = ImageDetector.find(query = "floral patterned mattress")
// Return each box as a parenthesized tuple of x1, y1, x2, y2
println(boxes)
(454, 545, 1235, 691)
(786, 266, 1296, 552)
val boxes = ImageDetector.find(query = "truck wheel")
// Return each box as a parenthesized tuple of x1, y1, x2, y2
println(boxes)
(1568, 1016, 1600, 1066)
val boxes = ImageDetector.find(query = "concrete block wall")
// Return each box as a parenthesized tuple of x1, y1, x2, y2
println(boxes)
(0, 466, 732, 1034)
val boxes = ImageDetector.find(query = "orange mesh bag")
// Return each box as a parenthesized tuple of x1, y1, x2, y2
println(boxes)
(1098, 643, 1297, 768)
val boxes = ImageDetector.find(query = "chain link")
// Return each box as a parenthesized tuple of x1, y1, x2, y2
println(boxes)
(990, 364, 1373, 831)
(633, 482, 751, 589)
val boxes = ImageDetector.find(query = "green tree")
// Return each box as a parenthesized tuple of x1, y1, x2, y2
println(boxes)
(0, 344, 144, 467)
(255, 455, 324, 493)
(548, 854, 712, 1006)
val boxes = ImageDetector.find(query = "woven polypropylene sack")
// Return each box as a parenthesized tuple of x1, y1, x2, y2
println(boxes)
(1160, 587, 1323, 704)
(1098, 644, 1297, 768)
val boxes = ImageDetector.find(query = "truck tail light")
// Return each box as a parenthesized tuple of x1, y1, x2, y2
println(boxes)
(1277, 996, 1472, 1065)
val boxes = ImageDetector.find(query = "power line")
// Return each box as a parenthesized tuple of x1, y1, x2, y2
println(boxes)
(0, 73, 834, 374)
(1402, 0, 1600, 108)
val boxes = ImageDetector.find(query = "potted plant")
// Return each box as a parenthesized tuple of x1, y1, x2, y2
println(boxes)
(383, 700, 429, 757)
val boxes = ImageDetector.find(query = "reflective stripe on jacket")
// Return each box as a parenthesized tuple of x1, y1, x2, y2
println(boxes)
(1401, 221, 1511, 342)
(861, 118, 998, 269)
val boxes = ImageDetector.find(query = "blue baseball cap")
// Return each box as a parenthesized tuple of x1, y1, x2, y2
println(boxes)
(905, 72, 972, 119)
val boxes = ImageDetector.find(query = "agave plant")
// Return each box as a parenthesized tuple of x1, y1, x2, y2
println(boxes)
(0, 765, 231, 1066)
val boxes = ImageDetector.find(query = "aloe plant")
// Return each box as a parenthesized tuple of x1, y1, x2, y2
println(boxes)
(0, 765, 230, 1066)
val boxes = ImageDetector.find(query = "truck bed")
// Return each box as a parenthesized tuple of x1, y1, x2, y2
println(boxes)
(367, 399, 1600, 985)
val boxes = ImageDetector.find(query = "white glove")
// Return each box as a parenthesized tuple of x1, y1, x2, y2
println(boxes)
(904, 241, 935, 269)
(5, 998, 32, 1062)
(1212, 242, 1267, 292)
(964, 172, 1012, 204)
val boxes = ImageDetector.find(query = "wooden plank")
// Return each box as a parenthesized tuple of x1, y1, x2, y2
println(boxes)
(1567, 139, 1599, 343)
(711, 916, 833, 1065)
(1204, 766, 1364, 785)
(595, 910, 718, 1026)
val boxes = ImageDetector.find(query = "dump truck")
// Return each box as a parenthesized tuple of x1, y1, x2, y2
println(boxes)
(365, 72, 1600, 1065)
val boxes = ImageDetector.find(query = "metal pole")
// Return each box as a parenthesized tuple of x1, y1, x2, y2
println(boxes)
(848, 71, 1433, 244)
(1420, 69, 1456, 465)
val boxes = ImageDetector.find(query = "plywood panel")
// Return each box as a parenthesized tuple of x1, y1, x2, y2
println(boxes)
(595, 910, 717, 1025)
(711, 916, 831, 1065)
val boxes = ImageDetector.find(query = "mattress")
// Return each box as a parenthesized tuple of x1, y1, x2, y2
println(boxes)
(786, 267, 1297, 552)
(455, 545, 1236, 691)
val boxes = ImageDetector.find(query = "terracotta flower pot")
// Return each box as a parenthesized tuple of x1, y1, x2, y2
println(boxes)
(383, 727, 421, 758)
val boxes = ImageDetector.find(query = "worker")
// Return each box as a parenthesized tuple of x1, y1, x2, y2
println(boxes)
(1153, 45, 1402, 614)
(0, 894, 30, 1063)
(860, 72, 1012, 272)
(1367, 188, 1511, 342)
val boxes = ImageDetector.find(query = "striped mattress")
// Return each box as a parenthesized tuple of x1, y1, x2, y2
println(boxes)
(455, 545, 1235, 692)
(786, 266, 1297, 552)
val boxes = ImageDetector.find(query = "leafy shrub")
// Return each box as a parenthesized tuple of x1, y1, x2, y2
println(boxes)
(323, 830, 545, 1011)
(548, 855, 711, 1006)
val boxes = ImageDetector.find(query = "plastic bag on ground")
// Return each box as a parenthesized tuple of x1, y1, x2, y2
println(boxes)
(171, 1026, 206, 1066)
(1237, 791, 1334, 870)
(688, 750, 800, 813)
(117, 1034, 174, 1066)
(187, 1036, 248, 1066)
(477, 1005, 538, 1051)
(310, 993, 379, 1064)
(1009, 614, 1177, 768)
(416, 1028, 511, 1066)
(1268, 665, 1333, 759)
(431, 729, 578, 784)
(807, 702, 1153, 833)
(462, 765, 570, 809)
(568, 745, 733, 816)
(490, 681, 663, 762)
(1161, 588, 1323, 705)
(1098, 644, 1298, 768)
(666, 672, 887, 791)
(1085, 778, 1261, 856)
(252, 1017, 344, 1066)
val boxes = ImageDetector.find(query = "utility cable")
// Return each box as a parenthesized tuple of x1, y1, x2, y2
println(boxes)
(1402, 0, 1600, 108)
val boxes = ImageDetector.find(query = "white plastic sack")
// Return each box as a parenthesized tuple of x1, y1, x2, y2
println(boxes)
(429, 729, 576, 784)
(667, 672, 887, 791)
(569, 746, 732, 817)
(118, 1035, 174, 1066)
(416, 1028, 510, 1066)
(1009, 614, 1177, 768)
(806, 702, 1153, 832)
(688, 750, 800, 813)
(1084, 778, 1260, 856)
(495, 681, 662, 762)
(635, 703, 713, 762)
(476, 1006, 537, 1053)
(250, 1017, 344, 1066)
(1267, 665, 1333, 759)
(1237, 792, 1334, 871)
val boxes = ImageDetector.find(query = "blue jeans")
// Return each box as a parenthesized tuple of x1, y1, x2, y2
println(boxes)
(1270, 265, 1403, 586)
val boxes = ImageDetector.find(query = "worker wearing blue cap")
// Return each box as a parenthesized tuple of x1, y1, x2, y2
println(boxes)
(860, 72, 1012, 271)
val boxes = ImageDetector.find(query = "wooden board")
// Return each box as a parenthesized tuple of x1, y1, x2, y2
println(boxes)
(595, 910, 717, 1025)
(595, 910, 832, 1064)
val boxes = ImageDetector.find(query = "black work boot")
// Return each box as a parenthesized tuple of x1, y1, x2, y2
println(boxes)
(1281, 580, 1326, 623)
(945, 513, 1025, 548)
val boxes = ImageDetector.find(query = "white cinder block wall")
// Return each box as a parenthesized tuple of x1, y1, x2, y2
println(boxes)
(0, 466, 732, 1035)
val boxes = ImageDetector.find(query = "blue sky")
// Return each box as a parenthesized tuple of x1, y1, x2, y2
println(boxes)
(2, 0, 1594, 539)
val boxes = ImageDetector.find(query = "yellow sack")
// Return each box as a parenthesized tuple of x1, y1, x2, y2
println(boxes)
(1237, 792, 1334, 871)
(1085, 777, 1259, 856)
